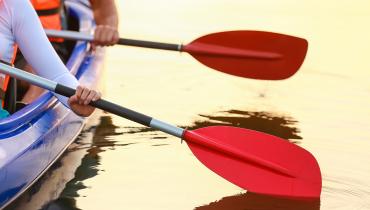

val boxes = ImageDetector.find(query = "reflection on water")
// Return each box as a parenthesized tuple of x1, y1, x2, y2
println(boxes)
(46, 109, 301, 209)
(125, 109, 301, 141)
(4, 115, 123, 210)
(42, 197, 79, 210)
(190, 110, 301, 141)
(196, 192, 320, 210)
(8, 109, 302, 210)
(40, 115, 124, 210)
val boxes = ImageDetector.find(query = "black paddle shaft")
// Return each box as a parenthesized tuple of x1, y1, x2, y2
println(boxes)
(55, 84, 153, 126)
(118, 38, 182, 51)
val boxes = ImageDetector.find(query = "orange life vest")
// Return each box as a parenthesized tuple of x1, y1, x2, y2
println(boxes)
(30, 0, 63, 42)
(0, 46, 17, 107)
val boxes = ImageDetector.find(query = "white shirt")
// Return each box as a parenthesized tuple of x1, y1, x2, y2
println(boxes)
(0, 0, 79, 106)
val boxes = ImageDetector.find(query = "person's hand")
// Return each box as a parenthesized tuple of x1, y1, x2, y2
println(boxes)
(68, 86, 101, 117)
(91, 25, 119, 49)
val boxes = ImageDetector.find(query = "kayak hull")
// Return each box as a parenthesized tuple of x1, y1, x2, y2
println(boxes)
(0, 1, 103, 208)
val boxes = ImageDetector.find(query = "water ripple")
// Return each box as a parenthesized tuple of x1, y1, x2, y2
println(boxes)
(322, 176, 370, 210)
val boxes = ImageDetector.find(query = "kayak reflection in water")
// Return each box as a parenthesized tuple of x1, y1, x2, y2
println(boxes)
(0, 0, 101, 118)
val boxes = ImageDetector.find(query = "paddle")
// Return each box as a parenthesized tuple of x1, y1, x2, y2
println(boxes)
(45, 29, 308, 80)
(0, 63, 321, 198)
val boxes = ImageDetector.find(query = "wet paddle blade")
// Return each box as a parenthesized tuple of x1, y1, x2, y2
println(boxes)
(183, 31, 308, 80)
(183, 126, 321, 198)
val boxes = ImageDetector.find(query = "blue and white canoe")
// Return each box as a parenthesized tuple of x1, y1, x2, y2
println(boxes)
(0, 1, 104, 208)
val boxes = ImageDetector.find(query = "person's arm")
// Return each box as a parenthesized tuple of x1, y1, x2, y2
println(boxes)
(89, 0, 119, 47)
(10, 0, 100, 116)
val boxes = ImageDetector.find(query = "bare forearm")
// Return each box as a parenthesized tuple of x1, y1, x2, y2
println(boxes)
(89, 0, 119, 28)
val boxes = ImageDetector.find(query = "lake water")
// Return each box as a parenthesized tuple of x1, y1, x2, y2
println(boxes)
(7, 0, 370, 209)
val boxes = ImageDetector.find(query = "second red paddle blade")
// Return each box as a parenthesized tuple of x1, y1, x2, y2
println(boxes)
(183, 126, 321, 198)
(183, 31, 308, 80)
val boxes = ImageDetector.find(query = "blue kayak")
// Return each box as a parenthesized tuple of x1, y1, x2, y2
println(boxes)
(0, 1, 104, 208)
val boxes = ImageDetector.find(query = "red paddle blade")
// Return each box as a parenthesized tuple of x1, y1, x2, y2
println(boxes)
(183, 126, 321, 198)
(183, 31, 308, 80)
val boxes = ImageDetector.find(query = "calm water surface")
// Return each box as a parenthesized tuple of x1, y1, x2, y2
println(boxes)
(7, 0, 370, 209)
